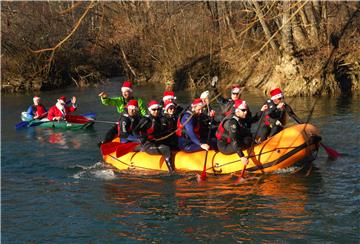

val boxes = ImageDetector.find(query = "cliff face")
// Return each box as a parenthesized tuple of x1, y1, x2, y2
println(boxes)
(1, 1, 359, 96)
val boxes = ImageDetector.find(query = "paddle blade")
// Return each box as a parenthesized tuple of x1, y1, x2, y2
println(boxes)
(321, 143, 340, 159)
(81, 112, 96, 119)
(100, 142, 121, 155)
(235, 164, 247, 184)
(15, 121, 29, 129)
(115, 142, 139, 157)
(65, 115, 90, 124)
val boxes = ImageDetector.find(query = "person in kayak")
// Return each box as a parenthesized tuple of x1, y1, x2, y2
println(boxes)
(101, 99, 141, 145)
(216, 100, 267, 166)
(133, 100, 174, 173)
(47, 96, 77, 121)
(177, 98, 211, 153)
(98, 80, 147, 116)
(158, 100, 179, 150)
(258, 88, 302, 142)
(25, 96, 47, 120)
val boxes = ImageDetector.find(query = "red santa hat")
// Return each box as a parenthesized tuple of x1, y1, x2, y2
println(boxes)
(191, 98, 203, 107)
(234, 99, 248, 111)
(33, 96, 40, 102)
(121, 81, 133, 93)
(231, 84, 242, 94)
(126, 99, 138, 110)
(57, 96, 66, 104)
(164, 100, 175, 110)
(148, 100, 160, 111)
(270, 88, 284, 100)
(163, 91, 176, 101)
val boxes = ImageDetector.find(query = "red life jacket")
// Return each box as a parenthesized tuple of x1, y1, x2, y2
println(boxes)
(176, 111, 200, 138)
(146, 117, 155, 140)
(215, 117, 231, 143)
(34, 105, 47, 118)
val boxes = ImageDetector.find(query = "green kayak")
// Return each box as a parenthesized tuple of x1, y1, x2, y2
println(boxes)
(20, 112, 95, 130)
(28, 120, 94, 130)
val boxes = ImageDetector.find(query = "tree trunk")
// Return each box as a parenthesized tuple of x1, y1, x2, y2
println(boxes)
(252, 0, 280, 54)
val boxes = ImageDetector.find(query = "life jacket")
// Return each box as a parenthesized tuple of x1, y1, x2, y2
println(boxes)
(223, 100, 235, 117)
(33, 104, 47, 117)
(117, 113, 139, 138)
(263, 100, 287, 127)
(216, 116, 250, 143)
(215, 117, 231, 143)
(176, 110, 200, 138)
(145, 116, 156, 140)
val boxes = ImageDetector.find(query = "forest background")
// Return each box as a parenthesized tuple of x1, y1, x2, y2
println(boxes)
(1, 1, 359, 96)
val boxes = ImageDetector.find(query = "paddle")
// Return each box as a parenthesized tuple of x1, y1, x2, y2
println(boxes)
(15, 121, 31, 129)
(116, 142, 139, 157)
(100, 141, 139, 156)
(100, 141, 121, 155)
(197, 76, 218, 182)
(235, 111, 266, 183)
(197, 119, 213, 182)
(284, 105, 340, 159)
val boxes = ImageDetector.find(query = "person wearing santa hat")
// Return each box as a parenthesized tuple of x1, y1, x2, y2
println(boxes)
(98, 80, 147, 116)
(158, 100, 179, 150)
(258, 87, 301, 142)
(47, 96, 77, 121)
(211, 81, 246, 117)
(100, 99, 141, 145)
(216, 100, 267, 165)
(25, 96, 47, 120)
(160, 90, 183, 116)
(177, 98, 211, 152)
(198, 90, 218, 143)
(133, 100, 174, 172)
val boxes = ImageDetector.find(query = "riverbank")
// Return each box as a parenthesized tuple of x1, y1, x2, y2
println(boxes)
(2, 1, 359, 96)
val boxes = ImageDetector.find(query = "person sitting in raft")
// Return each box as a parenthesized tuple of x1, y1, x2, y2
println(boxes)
(101, 99, 141, 145)
(98, 80, 147, 117)
(216, 100, 267, 166)
(177, 98, 211, 153)
(160, 90, 183, 117)
(133, 100, 174, 173)
(158, 100, 179, 150)
(258, 87, 302, 142)
(47, 96, 77, 121)
(25, 96, 47, 120)
(199, 90, 218, 140)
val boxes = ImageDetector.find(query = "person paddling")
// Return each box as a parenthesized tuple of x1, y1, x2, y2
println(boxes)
(100, 99, 141, 145)
(133, 100, 174, 173)
(177, 98, 211, 153)
(99, 80, 147, 116)
(47, 96, 77, 121)
(25, 96, 47, 120)
(216, 100, 267, 166)
(258, 88, 302, 142)
(158, 100, 179, 150)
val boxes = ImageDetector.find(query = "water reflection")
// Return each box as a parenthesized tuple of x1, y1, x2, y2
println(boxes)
(101, 170, 322, 241)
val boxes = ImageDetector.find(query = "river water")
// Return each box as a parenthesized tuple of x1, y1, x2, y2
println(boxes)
(2, 79, 359, 243)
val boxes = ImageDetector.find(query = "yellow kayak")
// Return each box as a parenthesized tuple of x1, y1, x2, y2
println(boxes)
(102, 124, 321, 174)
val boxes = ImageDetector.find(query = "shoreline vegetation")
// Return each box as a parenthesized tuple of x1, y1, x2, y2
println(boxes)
(1, 1, 359, 96)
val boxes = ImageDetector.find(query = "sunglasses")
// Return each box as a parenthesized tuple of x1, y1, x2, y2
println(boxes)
(151, 108, 159, 111)
(232, 93, 239, 95)
(239, 109, 248, 112)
